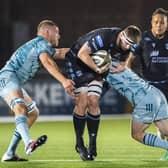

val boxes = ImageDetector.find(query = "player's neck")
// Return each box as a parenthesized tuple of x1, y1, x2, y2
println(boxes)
(151, 31, 165, 39)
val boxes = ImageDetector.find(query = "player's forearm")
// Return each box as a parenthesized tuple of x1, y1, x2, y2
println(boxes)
(43, 59, 67, 84)
(126, 53, 135, 68)
(78, 53, 98, 72)
(49, 67, 67, 83)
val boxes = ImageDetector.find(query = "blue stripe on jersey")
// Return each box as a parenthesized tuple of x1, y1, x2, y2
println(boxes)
(95, 35, 103, 48)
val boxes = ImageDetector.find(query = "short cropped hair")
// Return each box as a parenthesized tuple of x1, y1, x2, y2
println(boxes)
(152, 8, 168, 17)
(37, 20, 57, 33)
(124, 25, 142, 44)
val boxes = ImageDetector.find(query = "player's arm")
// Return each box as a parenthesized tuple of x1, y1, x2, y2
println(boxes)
(110, 53, 135, 73)
(78, 42, 109, 74)
(111, 42, 142, 74)
(125, 52, 136, 68)
(53, 48, 70, 60)
(39, 53, 75, 96)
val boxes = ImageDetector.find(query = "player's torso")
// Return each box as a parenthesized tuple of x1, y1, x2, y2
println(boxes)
(106, 66, 151, 106)
(66, 28, 128, 83)
(1, 36, 55, 84)
(140, 31, 168, 81)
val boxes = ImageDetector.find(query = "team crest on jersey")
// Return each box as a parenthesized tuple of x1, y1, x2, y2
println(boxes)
(165, 43, 168, 50)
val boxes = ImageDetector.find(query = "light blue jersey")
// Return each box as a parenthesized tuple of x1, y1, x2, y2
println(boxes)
(106, 64, 168, 123)
(1, 36, 55, 84)
(0, 36, 55, 100)
(106, 65, 151, 106)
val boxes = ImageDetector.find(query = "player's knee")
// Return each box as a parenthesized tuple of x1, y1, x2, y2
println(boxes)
(88, 96, 99, 108)
(74, 104, 88, 116)
(27, 102, 39, 121)
(159, 129, 168, 137)
(13, 103, 28, 115)
(131, 131, 143, 142)
(28, 108, 39, 119)
(10, 98, 28, 115)
(131, 132, 138, 140)
(87, 96, 100, 115)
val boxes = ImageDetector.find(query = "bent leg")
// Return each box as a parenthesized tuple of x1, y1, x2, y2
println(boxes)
(132, 119, 168, 150)
(4, 90, 39, 157)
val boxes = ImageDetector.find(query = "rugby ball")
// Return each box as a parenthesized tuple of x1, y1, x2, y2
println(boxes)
(91, 50, 111, 67)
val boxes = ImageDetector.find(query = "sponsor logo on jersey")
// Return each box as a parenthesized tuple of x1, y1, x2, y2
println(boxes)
(76, 70, 82, 77)
(150, 50, 159, 57)
(95, 35, 103, 48)
(91, 38, 98, 50)
(144, 37, 151, 41)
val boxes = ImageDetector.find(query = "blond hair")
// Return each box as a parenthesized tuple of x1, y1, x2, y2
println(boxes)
(37, 20, 57, 33)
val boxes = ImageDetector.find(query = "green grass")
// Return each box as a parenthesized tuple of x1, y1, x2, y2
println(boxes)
(0, 119, 168, 168)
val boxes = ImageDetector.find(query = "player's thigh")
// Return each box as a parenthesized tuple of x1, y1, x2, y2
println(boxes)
(0, 72, 25, 110)
(5, 89, 29, 115)
(74, 86, 88, 114)
(74, 86, 88, 105)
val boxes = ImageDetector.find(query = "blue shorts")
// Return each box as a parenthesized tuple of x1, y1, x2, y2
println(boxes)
(132, 86, 168, 123)
(0, 71, 21, 101)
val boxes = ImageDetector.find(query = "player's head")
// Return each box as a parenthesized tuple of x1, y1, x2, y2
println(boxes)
(118, 25, 142, 51)
(151, 8, 168, 38)
(37, 20, 60, 47)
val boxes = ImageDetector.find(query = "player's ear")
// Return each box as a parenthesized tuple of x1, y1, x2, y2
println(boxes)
(45, 28, 50, 37)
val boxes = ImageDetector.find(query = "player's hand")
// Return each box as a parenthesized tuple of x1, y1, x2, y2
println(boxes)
(110, 62, 126, 73)
(96, 63, 110, 74)
(62, 79, 75, 96)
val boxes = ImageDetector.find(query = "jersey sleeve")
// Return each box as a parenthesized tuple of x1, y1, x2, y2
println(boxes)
(86, 34, 104, 53)
(37, 40, 56, 57)
(130, 43, 142, 57)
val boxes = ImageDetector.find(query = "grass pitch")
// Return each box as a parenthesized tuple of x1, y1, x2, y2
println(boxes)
(0, 118, 168, 168)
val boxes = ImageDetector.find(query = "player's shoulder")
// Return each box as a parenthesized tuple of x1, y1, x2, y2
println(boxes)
(100, 27, 121, 33)
(142, 30, 152, 40)
(91, 27, 121, 34)
(164, 31, 168, 38)
(141, 30, 156, 45)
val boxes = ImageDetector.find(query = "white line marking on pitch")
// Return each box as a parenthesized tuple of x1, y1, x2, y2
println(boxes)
(30, 158, 160, 162)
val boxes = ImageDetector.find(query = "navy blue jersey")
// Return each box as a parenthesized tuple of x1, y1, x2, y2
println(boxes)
(65, 27, 130, 87)
(132, 30, 168, 100)
(132, 30, 168, 81)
